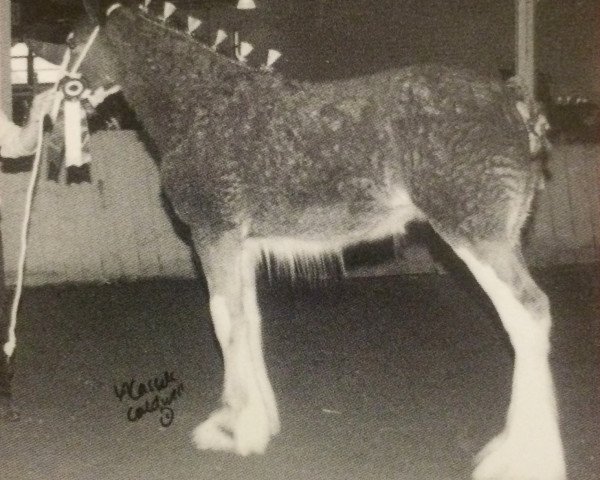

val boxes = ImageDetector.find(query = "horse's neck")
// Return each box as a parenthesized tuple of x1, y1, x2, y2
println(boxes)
(105, 8, 257, 143)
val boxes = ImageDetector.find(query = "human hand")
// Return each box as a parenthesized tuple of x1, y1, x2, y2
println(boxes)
(29, 88, 56, 123)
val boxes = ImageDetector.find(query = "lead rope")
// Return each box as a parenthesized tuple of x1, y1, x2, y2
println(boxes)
(3, 27, 100, 359)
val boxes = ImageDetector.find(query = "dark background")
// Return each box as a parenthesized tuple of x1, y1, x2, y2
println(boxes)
(12, 0, 600, 99)
(12, 0, 600, 142)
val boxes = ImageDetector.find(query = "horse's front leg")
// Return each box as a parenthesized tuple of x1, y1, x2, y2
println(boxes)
(191, 229, 279, 456)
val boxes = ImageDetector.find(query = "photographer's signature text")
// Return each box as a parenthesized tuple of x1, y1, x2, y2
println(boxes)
(114, 371, 184, 427)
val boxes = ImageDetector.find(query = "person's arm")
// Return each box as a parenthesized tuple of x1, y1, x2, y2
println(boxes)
(0, 89, 54, 159)
(0, 109, 26, 159)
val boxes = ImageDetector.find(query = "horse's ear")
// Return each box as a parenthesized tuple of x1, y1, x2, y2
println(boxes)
(82, 0, 101, 23)
(82, 0, 122, 25)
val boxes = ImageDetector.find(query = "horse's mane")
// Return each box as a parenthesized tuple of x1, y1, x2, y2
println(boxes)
(113, 3, 277, 76)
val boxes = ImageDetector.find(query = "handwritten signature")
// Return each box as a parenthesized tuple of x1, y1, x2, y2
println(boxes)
(114, 371, 184, 427)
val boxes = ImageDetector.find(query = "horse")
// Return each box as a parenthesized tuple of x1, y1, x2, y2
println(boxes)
(68, 2, 566, 478)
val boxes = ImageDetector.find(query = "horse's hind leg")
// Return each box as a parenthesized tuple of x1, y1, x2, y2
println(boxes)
(446, 238, 566, 480)
(191, 229, 279, 456)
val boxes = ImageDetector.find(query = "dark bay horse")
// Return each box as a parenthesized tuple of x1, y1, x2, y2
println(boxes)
(69, 2, 565, 479)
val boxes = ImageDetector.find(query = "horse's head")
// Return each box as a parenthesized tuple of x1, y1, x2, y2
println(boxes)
(69, 0, 282, 92)
(65, 2, 125, 96)
(56, 0, 285, 148)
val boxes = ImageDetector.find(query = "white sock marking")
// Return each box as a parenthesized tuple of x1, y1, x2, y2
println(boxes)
(454, 247, 566, 480)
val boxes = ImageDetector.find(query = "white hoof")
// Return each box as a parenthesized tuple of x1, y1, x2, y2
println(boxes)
(267, 408, 281, 437)
(264, 392, 281, 436)
(192, 403, 272, 456)
(472, 431, 567, 480)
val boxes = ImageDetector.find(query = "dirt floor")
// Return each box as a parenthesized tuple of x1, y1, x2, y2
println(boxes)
(0, 265, 598, 480)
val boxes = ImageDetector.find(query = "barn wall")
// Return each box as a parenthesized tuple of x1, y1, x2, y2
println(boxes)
(1, 131, 196, 286)
(0, 132, 598, 286)
(525, 144, 600, 266)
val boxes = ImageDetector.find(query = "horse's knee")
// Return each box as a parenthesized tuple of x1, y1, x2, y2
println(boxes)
(518, 282, 551, 332)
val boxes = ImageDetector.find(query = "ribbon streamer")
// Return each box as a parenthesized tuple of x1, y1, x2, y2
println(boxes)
(265, 49, 282, 70)
(140, 0, 151, 13)
(63, 99, 83, 167)
(237, 0, 256, 9)
(61, 76, 91, 168)
(212, 29, 228, 50)
(163, 1, 176, 20)
(187, 16, 202, 34)
(236, 41, 254, 62)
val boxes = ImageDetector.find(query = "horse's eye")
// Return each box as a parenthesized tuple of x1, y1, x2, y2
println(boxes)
(66, 32, 77, 50)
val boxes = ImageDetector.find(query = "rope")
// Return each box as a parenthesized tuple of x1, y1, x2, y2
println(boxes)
(68, 27, 99, 76)
(2, 30, 94, 359)
(3, 106, 46, 358)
